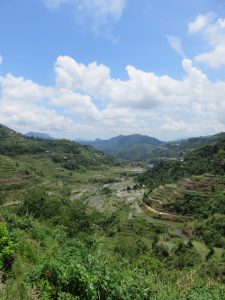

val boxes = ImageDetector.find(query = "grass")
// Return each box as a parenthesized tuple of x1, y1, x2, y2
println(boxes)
(214, 247, 224, 258)
(192, 241, 210, 261)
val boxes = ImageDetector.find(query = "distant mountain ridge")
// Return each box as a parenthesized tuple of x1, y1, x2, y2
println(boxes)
(4, 126, 225, 162)
(78, 134, 164, 159)
(78, 132, 225, 162)
(79, 134, 163, 150)
(79, 134, 163, 149)
(25, 132, 55, 140)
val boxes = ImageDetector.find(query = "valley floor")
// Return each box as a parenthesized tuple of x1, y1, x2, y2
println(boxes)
(0, 153, 225, 299)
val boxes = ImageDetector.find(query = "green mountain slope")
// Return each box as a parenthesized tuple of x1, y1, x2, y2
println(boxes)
(0, 124, 225, 299)
(79, 132, 225, 162)
(79, 134, 163, 153)
(139, 136, 225, 188)
(138, 136, 225, 252)
(0, 124, 115, 169)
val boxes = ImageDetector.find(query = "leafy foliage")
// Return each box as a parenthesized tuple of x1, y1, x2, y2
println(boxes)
(139, 137, 225, 189)
(0, 222, 16, 270)
(0, 124, 115, 169)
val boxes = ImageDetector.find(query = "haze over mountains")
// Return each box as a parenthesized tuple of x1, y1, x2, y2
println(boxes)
(22, 130, 225, 162)
(79, 132, 225, 161)
(25, 132, 55, 140)
(79, 134, 163, 157)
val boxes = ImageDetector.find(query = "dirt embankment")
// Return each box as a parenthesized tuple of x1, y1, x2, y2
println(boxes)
(142, 203, 189, 222)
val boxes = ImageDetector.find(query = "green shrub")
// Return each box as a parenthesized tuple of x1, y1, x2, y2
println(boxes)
(0, 222, 16, 270)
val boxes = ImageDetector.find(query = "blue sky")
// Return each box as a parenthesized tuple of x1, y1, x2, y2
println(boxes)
(0, 0, 225, 140)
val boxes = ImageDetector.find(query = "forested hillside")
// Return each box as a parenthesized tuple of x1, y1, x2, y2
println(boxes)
(79, 132, 225, 163)
(79, 134, 164, 160)
(138, 137, 225, 188)
(0, 124, 115, 169)
(0, 125, 225, 299)
(137, 137, 225, 283)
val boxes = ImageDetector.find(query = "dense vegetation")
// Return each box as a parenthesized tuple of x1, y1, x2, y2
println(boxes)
(0, 125, 115, 169)
(138, 137, 225, 188)
(79, 134, 164, 161)
(0, 124, 225, 299)
(138, 137, 225, 278)
(79, 132, 225, 162)
(2, 188, 225, 299)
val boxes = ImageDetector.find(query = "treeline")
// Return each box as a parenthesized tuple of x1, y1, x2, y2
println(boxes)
(138, 138, 225, 189)
(0, 124, 115, 169)
(139, 137, 225, 250)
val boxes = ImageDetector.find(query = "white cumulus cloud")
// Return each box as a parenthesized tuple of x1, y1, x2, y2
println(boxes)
(188, 13, 213, 34)
(55, 55, 110, 93)
(1, 54, 225, 140)
(189, 13, 225, 68)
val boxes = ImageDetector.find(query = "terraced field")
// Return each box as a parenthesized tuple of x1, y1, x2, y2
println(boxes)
(0, 155, 20, 180)
(1, 151, 224, 264)
(140, 173, 225, 260)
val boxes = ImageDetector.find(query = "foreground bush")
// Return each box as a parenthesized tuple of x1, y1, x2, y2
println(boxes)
(0, 222, 16, 270)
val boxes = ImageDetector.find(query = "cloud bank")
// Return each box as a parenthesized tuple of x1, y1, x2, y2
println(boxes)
(1, 13, 225, 140)
(1, 52, 225, 140)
